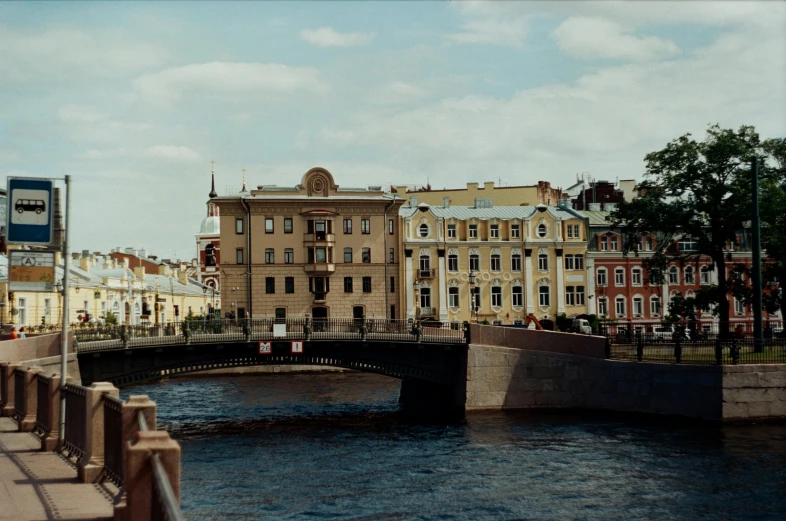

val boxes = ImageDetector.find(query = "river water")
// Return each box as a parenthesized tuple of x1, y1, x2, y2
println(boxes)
(122, 373, 786, 521)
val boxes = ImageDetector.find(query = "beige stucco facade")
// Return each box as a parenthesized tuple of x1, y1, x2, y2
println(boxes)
(215, 168, 404, 320)
(393, 181, 563, 208)
(401, 199, 589, 325)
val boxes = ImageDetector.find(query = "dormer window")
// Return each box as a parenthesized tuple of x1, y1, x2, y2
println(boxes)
(536, 224, 547, 238)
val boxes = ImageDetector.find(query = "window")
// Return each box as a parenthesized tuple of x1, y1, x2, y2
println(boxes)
(469, 224, 478, 238)
(537, 224, 547, 238)
(447, 224, 456, 239)
(448, 287, 459, 308)
(538, 286, 550, 307)
(308, 247, 329, 263)
(597, 268, 608, 286)
(700, 266, 711, 285)
(420, 288, 431, 309)
(598, 297, 609, 317)
(344, 277, 353, 293)
(684, 266, 695, 284)
(389, 248, 395, 263)
(448, 253, 458, 272)
(389, 219, 394, 235)
(282, 218, 292, 234)
(669, 266, 679, 285)
(265, 218, 274, 233)
(205, 244, 217, 267)
(538, 253, 548, 271)
(275, 308, 286, 321)
(471, 287, 481, 310)
(615, 297, 626, 317)
(265, 248, 275, 264)
(362, 248, 371, 263)
(565, 255, 574, 270)
(650, 296, 661, 316)
(469, 253, 480, 272)
(734, 298, 745, 316)
(362, 277, 372, 293)
(512, 286, 523, 307)
(567, 224, 580, 239)
(574, 254, 584, 270)
(678, 238, 698, 252)
(511, 254, 522, 272)
(236, 249, 244, 264)
(511, 224, 520, 239)
(645, 236, 653, 251)
(491, 287, 502, 307)
(390, 276, 395, 293)
(419, 254, 431, 274)
(285, 277, 294, 294)
(265, 277, 275, 294)
(235, 218, 244, 234)
(490, 254, 501, 272)
(284, 248, 294, 264)
(344, 248, 353, 263)
(615, 267, 625, 286)
(600, 236, 608, 251)
(566, 286, 576, 306)
(343, 218, 352, 234)
(490, 224, 499, 238)
(610, 235, 619, 251)
(632, 268, 643, 286)
(17, 297, 27, 326)
(575, 286, 585, 306)
(633, 296, 644, 316)
(361, 219, 371, 234)
(419, 224, 429, 238)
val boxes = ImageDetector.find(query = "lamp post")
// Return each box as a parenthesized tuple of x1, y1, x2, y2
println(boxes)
(413, 280, 421, 322)
(469, 271, 477, 323)
(154, 278, 160, 326)
(55, 281, 63, 323)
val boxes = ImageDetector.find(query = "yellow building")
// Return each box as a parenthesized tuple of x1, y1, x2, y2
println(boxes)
(393, 180, 563, 208)
(214, 167, 405, 321)
(400, 198, 589, 325)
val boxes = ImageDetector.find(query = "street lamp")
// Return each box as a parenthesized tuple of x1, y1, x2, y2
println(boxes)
(469, 271, 477, 323)
(55, 280, 64, 324)
(413, 280, 421, 321)
(202, 285, 216, 317)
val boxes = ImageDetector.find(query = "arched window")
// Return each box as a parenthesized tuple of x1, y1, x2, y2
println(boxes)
(650, 296, 661, 317)
(684, 266, 695, 284)
(669, 266, 679, 285)
(490, 252, 501, 272)
(597, 296, 609, 317)
(700, 266, 711, 285)
(631, 267, 643, 286)
(447, 251, 459, 272)
(469, 252, 480, 272)
(205, 244, 216, 267)
(614, 267, 625, 287)
(615, 296, 626, 317)
(597, 268, 608, 286)
(632, 296, 644, 316)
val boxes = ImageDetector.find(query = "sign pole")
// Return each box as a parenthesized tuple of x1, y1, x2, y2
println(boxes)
(57, 175, 71, 449)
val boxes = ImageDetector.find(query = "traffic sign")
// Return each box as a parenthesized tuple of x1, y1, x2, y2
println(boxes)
(291, 340, 304, 354)
(6, 177, 55, 245)
(259, 341, 272, 354)
(9, 250, 56, 292)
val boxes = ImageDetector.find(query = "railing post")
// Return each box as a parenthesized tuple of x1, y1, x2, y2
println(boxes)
(16, 367, 44, 432)
(674, 337, 682, 364)
(0, 362, 22, 417)
(303, 317, 311, 341)
(714, 338, 723, 365)
(125, 431, 181, 521)
(636, 333, 643, 362)
(730, 338, 740, 365)
(78, 382, 120, 483)
(39, 372, 70, 451)
(463, 321, 471, 344)
(113, 396, 157, 521)
(604, 336, 612, 359)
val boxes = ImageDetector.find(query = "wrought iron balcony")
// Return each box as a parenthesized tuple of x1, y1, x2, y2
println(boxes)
(418, 268, 436, 279)
(418, 307, 436, 317)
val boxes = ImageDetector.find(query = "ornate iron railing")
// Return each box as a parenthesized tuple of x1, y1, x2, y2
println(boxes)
(34, 374, 51, 436)
(609, 336, 786, 365)
(12, 369, 25, 423)
(63, 383, 87, 460)
(103, 395, 124, 487)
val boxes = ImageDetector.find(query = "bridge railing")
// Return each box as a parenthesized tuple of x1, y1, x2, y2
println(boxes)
(609, 336, 786, 365)
(74, 317, 466, 351)
(62, 383, 87, 461)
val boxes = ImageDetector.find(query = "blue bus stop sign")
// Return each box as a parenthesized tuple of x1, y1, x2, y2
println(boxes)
(6, 177, 54, 245)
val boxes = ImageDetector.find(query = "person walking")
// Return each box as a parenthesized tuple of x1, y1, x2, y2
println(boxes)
(9, 326, 18, 340)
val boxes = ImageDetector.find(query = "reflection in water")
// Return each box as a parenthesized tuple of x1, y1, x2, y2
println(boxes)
(124, 373, 786, 521)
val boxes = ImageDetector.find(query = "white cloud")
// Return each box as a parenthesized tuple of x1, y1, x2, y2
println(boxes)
(133, 62, 327, 107)
(144, 145, 200, 162)
(57, 105, 107, 124)
(77, 147, 129, 160)
(553, 17, 679, 61)
(300, 27, 375, 47)
(368, 81, 426, 105)
(446, 8, 530, 49)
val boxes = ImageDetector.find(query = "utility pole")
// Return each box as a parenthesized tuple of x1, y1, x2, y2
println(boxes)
(57, 175, 71, 449)
(751, 157, 764, 353)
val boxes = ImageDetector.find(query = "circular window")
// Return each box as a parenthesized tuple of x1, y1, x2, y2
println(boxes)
(418, 224, 429, 238)
(537, 224, 547, 238)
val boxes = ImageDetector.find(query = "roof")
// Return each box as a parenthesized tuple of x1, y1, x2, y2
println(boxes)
(577, 210, 612, 226)
(400, 204, 583, 221)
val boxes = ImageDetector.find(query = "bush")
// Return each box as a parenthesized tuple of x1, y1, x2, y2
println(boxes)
(104, 311, 118, 325)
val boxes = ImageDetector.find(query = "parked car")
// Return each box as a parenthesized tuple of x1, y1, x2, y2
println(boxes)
(650, 325, 688, 341)
(569, 318, 593, 335)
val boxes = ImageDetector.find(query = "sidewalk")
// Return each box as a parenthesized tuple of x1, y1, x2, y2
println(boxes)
(0, 417, 114, 521)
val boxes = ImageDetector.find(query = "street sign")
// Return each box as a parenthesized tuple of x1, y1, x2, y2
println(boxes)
(291, 340, 303, 354)
(9, 250, 56, 292)
(259, 341, 272, 354)
(6, 177, 54, 245)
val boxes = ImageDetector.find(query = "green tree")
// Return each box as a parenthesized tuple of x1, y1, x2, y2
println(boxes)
(609, 125, 782, 334)
(759, 138, 786, 314)
(104, 310, 118, 325)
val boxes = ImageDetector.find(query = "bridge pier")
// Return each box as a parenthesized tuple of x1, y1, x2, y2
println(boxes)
(399, 377, 466, 422)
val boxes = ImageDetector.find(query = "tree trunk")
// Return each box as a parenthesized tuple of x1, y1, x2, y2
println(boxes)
(714, 253, 732, 338)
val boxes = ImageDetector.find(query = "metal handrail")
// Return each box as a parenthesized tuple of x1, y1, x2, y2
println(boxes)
(136, 409, 185, 521)
(137, 409, 148, 432)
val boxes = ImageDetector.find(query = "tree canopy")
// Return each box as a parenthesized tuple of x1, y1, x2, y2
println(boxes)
(608, 125, 783, 331)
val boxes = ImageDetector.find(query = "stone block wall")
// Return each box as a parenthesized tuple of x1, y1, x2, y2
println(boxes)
(466, 344, 786, 421)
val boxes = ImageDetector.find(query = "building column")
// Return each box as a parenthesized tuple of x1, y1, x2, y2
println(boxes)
(556, 249, 565, 314)
(525, 249, 534, 314)
(587, 258, 596, 315)
(437, 250, 447, 321)
(405, 249, 414, 319)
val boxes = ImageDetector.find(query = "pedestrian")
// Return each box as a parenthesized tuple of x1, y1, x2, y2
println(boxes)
(9, 326, 18, 340)
(19, 327, 26, 339)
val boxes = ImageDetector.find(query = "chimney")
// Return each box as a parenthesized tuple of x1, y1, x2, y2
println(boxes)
(177, 269, 188, 286)
(79, 256, 90, 272)
(588, 203, 601, 211)
(466, 182, 479, 190)
(443, 197, 450, 208)
(123, 258, 130, 269)
(112, 258, 118, 269)
(557, 198, 569, 210)
(103, 257, 112, 269)
(604, 202, 618, 212)
(134, 266, 146, 280)
(158, 264, 171, 277)
(483, 181, 494, 190)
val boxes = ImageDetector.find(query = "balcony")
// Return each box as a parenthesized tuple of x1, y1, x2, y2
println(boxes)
(417, 307, 436, 317)
(418, 268, 436, 279)
(303, 263, 335, 275)
(303, 232, 336, 246)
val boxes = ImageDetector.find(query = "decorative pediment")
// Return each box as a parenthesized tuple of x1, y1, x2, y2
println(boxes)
(303, 167, 338, 197)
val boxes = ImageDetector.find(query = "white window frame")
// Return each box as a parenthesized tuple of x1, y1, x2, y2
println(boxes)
(512, 286, 523, 307)
(447, 224, 456, 239)
(598, 297, 608, 317)
(469, 254, 480, 272)
(565, 286, 575, 306)
(448, 254, 459, 272)
(614, 267, 625, 287)
(538, 253, 549, 272)
(511, 224, 520, 239)
(491, 286, 502, 308)
(684, 266, 695, 285)
(632, 268, 643, 286)
(633, 296, 644, 317)
(615, 296, 626, 318)
(511, 254, 522, 272)
(469, 224, 478, 239)
(537, 224, 547, 238)
(448, 287, 459, 308)
(668, 266, 679, 285)
(650, 296, 661, 317)
(597, 268, 608, 287)
(538, 285, 550, 307)
(490, 224, 499, 239)
(700, 266, 711, 285)
(490, 254, 501, 272)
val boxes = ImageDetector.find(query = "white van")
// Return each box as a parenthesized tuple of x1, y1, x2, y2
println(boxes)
(651, 325, 687, 341)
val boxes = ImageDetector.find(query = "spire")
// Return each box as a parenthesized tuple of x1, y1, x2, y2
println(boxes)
(209, 160, 218, 198)
(240, 167, 248, 193)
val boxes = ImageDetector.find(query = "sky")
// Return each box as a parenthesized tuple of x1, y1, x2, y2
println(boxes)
(1, 1, 784, 262)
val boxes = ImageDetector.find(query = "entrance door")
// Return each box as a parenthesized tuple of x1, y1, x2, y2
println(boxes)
(312, 306, 328, 332)
(353, 306, 364, 328)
